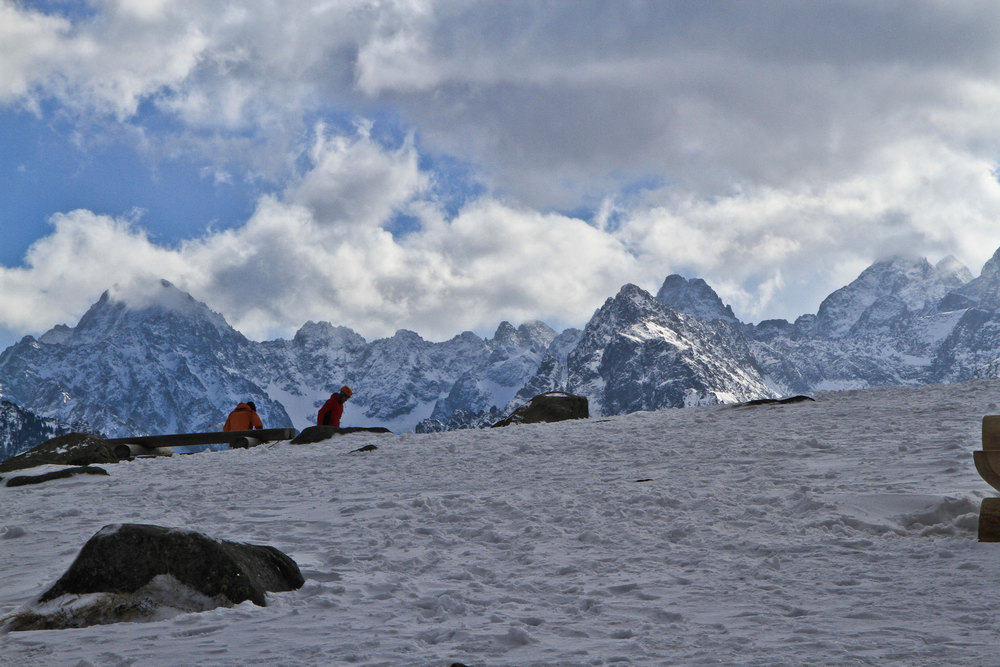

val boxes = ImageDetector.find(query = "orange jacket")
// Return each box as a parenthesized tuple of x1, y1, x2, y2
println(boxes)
(223, 403, 263, 431)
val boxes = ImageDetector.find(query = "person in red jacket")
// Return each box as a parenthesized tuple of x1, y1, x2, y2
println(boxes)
(317, 386, 353, 427)
(223, 401, 264, 431)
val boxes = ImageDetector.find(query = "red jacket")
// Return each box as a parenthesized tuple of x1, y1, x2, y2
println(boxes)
(223, 403, 263, 431)
(317, 394, 345, 427)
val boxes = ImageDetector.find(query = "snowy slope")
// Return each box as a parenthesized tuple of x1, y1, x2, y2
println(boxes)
(4, 380, 1000, 665)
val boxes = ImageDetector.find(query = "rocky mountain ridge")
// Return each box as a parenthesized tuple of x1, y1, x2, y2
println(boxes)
(3, 247, 1000, 459)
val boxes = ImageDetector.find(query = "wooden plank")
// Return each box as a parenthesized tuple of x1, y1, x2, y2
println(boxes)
(983, 416, 1000, 450)
(105, 428, 296, 449)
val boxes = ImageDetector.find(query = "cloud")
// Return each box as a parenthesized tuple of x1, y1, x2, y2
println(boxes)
(287, 122, 426, 229)
(0, 128, 636, 342)
(3, 1, 1000, 343)
(0, 209, 186, 330)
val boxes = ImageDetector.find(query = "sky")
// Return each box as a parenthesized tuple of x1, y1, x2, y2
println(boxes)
(3, 0, 1000, 348)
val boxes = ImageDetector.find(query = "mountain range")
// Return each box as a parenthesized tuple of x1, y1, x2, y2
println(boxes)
(3, 246, 1000, 459)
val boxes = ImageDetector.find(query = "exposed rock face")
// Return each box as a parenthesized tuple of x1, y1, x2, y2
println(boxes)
(493, 392, 589, 427)
(0, 432, 117, 474)
(735, 395, 815, 407)
(811, 256, 968, 339)
(5, 523, 305, 630)
(656, 274, 739, 324)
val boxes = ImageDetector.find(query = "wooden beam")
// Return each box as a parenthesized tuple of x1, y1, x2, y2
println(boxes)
(105, 428, 296, 449)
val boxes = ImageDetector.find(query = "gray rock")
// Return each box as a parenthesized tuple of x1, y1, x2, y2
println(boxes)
(38, 523, 303, 607)
(0, 433, 118, 474)
(6, 523, 304, 631)
(493, 392, 589, 427)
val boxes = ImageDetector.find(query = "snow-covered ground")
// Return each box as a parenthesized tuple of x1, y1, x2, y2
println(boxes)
(3, 380, 1000, 665)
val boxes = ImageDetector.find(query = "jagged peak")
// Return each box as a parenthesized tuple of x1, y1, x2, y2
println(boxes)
(516, 320, 557, 346)
(861, 255, 932, 278)
(616, 283, 655, 302)
(655, 274, 738, 323)
(492, 321, 519, 343)
(69, 279, 237, 342)
(293, 321, 367, 347)
(589, 284, 675, 327)
(935, 255, 972, 283)
(389, 329, 425, 343)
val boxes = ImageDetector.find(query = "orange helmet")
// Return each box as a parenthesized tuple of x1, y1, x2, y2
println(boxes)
(340, 385, 353, 398)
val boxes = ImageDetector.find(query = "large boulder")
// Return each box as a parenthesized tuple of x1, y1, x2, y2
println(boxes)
(0, 432, 118, 474)
(493, 392, 589, 428)
(5, 523, 304, 631)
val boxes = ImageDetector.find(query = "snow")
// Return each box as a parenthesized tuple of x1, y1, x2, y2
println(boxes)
(3, 379, 1000, 665)
(624, 322, 691, 350)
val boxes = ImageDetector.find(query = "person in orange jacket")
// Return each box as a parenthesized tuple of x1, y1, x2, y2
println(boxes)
(223, 401, 264, 431)
(317, 386, 352, 428)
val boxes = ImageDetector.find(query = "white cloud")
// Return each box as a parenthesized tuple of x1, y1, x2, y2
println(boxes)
(0, 210, 186, 330)
(4, 1, 1000, 342)
(287, 123, 426, 229)
(0, 132, 635, 343)
(0, 1, 70, 104)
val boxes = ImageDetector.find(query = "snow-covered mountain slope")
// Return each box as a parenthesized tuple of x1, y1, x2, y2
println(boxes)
(416, 321, 559, 432)
(746, 251, 1000, 392)
(0, 281, 558, 440)
(811, 256, 970, 338)
(940, 247, 1000, 311)
(0, 281, 289, 437)
(3, 380, 998, 665)
(0, 401, 72, 461)
(567, 284, 773, 415)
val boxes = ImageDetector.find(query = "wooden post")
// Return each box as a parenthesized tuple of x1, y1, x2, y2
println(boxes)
(983, 416, 1000, 450)
(980, 498, 1000, 542)
(978, 417, 1000, 541)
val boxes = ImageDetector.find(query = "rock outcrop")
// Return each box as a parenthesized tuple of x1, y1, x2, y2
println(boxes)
(493, 392, 589, 427)
(5, 523, 304, 630)
(0, 433, 118, 474)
